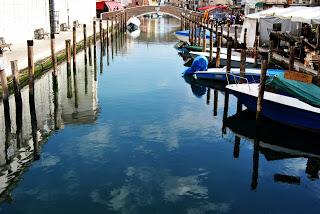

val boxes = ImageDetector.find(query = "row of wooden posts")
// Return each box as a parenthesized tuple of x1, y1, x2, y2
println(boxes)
(180, 13, 269, 124)
(0, 11, 128, 161)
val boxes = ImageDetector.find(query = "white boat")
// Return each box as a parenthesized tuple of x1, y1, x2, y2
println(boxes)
(226, 83, 320, 132)
(194, 67, 284, 82)
(127, 17, 140, 32)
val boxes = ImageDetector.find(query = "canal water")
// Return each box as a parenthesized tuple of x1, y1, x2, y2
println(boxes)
(1, 16, 320, 214)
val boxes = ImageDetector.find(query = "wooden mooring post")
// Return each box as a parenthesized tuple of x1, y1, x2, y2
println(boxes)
(202, 23, 206, 52)
(209, 22, 214, 64)
(256, 50, 269, 123)
(226, 37, 233, 75)
(289, 41, 295, 71)
(88, 37, 92, 66)
(11, 60, 23, 148)
(0, 63, 11, 131)
(216, 32, 222, 68)
(234, 26, 238, 49)
(50, 35, 57, 76)
(66, 40, 72, 98)
(27, 40, 39, 159)
(73, 26, 77, 71)
(83, 24, 87, 65)
(237, 28, 247, 113)
(100, 19, 103, 42)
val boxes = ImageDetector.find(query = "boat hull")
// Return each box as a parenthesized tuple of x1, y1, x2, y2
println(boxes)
(227, 88, 320, 132)
(195, 69, 283, 83)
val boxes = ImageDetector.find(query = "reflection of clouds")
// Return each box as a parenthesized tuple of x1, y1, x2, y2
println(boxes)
(281, 158, 306, 175)
(77, 125, 116, 160)
(90, 167, 231, 213)
(63, 170, 80, 198)
(139, 107, 215, 151)
(163, 172, 208, 202)
(33, 153, 61, 170)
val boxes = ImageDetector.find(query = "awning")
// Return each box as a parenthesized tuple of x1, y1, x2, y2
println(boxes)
(198, 5, 228, 11)
(105, 1, 123, 11)
(96, 1, 123, 11)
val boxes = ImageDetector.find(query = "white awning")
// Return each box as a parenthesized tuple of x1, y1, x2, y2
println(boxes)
(245, 6, 320, 24)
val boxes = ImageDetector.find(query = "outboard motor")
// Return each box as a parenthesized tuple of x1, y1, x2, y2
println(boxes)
(183, 55, 208, 75)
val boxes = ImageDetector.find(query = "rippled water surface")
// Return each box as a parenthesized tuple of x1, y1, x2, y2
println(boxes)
(0, 16, 320, 214)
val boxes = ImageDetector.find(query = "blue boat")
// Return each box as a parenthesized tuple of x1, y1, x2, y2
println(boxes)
(226, 83, 320, 132)
(194, 67, 284, 83)
(175, 29, 214, 43)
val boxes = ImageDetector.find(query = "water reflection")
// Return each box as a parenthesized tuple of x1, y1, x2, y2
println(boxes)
(0, 15, 320, 213)
(0, 46, 100, 197)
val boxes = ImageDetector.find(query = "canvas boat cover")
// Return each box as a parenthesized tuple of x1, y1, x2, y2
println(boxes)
(267, 73, 320, 108)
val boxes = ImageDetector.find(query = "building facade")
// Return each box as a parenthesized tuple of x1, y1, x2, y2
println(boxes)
(0, 0, 96, 44)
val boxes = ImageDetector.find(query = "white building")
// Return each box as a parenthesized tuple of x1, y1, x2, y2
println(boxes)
(0, 0, 96, 44)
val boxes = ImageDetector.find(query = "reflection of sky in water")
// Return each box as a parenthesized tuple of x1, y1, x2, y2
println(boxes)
(1, 16, 320, 213)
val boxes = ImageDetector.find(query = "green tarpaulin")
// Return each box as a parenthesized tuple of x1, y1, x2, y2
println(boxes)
(267, 73, 320, 108)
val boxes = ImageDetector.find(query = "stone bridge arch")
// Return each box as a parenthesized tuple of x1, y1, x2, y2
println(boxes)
(101, 5, 194, 20)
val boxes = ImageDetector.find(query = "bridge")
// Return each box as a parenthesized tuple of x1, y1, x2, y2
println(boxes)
(101, 5, 198, 20)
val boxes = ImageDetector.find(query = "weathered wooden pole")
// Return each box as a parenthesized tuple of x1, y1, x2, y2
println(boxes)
(234, 25, 238, 49)
(107, 19, 110, 47)
(213, 89, 218, 116)
(111, 16, 114, 41)
(93, 20, 97, 81)
(240, 29, 247, 82)
(83, 24, 87, 66)
(0, 62, 11, 164)
(215, 32, 222, 68)
(66, 40, 72, 98)
(27, 40, 39, 159)
(202, 23, 206, 52)
(88, 37, 92, 66)
(99, 19, 103, 42)
(188, 16, 192, 43)
(93, 20, 97, 47)
(0, 65, 10, 130)
(11, 60, 23, 148)
(289, 41, 295, 71)
(73, 26, 77, 71)
(209, 28, 213, 63)
(256, 50, 268, 123)
(181, 13, 183, 30)
(226, 38, 233, 75)
(197, 18, 201, 47)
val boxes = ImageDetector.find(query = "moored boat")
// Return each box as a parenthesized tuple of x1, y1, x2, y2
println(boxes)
(175, 29, 213, 43)
(194, 67, 284, 83)
(226, 82, 320, 132)
(127, 17, 140, 32)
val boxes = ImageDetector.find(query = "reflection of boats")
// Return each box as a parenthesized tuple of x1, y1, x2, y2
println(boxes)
(194, 67, 284, 83)
(127, 29, 140, 38)
(175, 29, 213, 43)
(189, 51, 256, 68)
(226, 83, 320, 132)
(127, 17, 141, 32)
(225, 109, 320, 159)
(183, 75, 225, 92)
